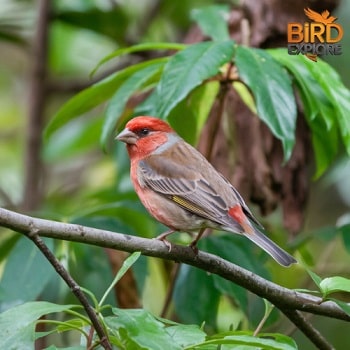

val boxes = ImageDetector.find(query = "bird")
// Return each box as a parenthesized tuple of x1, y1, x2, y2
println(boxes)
(116, 116, 297, 267)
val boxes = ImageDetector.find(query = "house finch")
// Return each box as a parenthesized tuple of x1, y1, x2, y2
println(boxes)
(116, 116, 296, 267)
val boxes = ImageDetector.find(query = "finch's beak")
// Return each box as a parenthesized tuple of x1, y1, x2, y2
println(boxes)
(115, 128, 138, 145)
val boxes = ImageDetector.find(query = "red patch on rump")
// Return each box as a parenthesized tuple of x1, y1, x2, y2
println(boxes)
(228, 205, 246, 225)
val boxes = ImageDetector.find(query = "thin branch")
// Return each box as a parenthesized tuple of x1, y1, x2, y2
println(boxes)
(22, 0, 50, 211)
(202, 79, 230, 160)
(0, 207, 349, 350)
(160, 262, 181, 318)
(26, 229, 112, 350)
(282, 309, 335, 350)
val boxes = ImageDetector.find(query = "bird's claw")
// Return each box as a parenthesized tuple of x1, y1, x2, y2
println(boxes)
(189, 241, 199, 255)
(155, 236, 172, 252)
(155, 230, 174, 252)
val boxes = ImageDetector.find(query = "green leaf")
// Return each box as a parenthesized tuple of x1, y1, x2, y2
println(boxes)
(268, 49, 340, 177)
(99, 251, 141, 306)
(108, 308, 182, 350)
(0, 237, 55, 309)
(166, 324, 206, 347)
(167, 98, 199, 145)
(173, 264, 220, 331)
(236, 46, 297, 161)
(320, 276, 350, 298)
(191, 5, 230, 41)
(302, 58, 350, 156)
(306, 269, 322, 289)
(44, 346, 85, 350)
(233, 81, 257, 114)
(308, 114, 339, 178)
(45, 58, 168, 140)
(198, 331, 297, 350)
(332, 299, 350, 317)
(101, 61, 164, 148)
(154, 40, 235, 118)
(339, 224, 350, 253)
(92, 42, 186, 76)
(0, 301, 74, 350)
(166, 82, 219, 145)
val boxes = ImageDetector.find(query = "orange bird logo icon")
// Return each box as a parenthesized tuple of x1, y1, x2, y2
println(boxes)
(304, 8, 337, 25)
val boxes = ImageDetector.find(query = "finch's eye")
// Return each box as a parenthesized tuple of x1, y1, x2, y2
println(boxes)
(138, 128, 150, 137)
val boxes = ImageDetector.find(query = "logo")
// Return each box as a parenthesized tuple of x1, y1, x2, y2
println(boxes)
(287, 8, 343, 61)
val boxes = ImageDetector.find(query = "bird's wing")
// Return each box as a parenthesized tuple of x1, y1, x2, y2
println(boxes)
(137, 141, 249, 232)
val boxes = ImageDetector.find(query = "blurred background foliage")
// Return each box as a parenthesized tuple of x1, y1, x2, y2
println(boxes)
(0, 0, 350, 349)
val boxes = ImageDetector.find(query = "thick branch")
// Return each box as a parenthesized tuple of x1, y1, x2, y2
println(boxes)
(0, 207, 348, 324)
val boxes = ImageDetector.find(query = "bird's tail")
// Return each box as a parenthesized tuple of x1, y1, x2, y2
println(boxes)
(245, 228, 297, 267)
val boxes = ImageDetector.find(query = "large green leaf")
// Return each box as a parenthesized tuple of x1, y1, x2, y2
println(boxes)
(166, 81, 219, 145)
(0, 237, 55, 310)
(235, 46, 297, 161)
(0, 301, 74, 350)
(166, 324, 206, 347)
(45, 58, 168, 140)
(107, 308, 183, 350)
(268, 49, 340, 177)
(306, 58, 350, 156)
(191, 5, 230, 41)
(202, 331, 298, 350)
(320, 276, 350, 298)
(101, 61, 164, 148)
(308, 116, 339, 178)
(154, 40, 235, 118)
(173, 263, 220, 331)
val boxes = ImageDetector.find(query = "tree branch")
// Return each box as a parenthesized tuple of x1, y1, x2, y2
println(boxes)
(0, 207, 349, 348)
(26, 230, 112, 350)
(22, 0, 50, 211)
(282, 309, 334, 350)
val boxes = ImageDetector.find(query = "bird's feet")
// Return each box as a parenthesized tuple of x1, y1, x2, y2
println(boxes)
(188, 228, 206, 255)
(189, 240, 199, 255)
(155, 230, 175, 252)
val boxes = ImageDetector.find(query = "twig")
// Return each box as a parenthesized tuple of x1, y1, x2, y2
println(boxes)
(0, 207, 349, 349)
(160, 262, 181, 318)
(282, 309, 335, 350)
(253, 301, 274, 336)
(26, 228, 112, 350)
(22, 0, 50, 211)
(203, 80, 230, 161)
